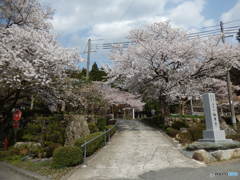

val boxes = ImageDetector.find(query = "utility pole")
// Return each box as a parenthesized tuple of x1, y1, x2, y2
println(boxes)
(220, 21, 237, 128)
(86, 38, 91, 80)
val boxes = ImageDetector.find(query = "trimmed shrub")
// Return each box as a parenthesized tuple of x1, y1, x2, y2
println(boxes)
(176, 132, 193, 144)
(171, 121, 189, 130)
(96, 117, 107, 131)
(165, 128, 180, 137)
(12, 143, 45, 158)
(88, 122, 99, 133)
(22, 114, 66, 145)
(141, 115, 166, 129)
(52, 146, 83, 168)
(188, 123, 204, 141)
(43, 142, 62, 158)
(74, 132, 104, 156)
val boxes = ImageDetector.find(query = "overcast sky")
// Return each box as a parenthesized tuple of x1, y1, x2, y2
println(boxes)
(41, 0, 240, 67)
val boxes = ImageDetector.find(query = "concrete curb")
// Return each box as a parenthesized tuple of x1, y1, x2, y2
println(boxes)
(0, 162, 50, 180)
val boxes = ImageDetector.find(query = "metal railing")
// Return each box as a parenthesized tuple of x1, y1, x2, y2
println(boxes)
(81, 124, 117, 164)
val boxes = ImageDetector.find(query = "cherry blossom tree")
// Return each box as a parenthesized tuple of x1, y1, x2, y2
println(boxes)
(107, 22, 240, 116)
(108, 22, 199, 115)
(0, 0, 82, 119)
(96, 82, 145, 111)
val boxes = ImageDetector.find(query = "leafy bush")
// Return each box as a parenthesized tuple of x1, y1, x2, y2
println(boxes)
(88, 122, 99, 133)
(74, 132, 104, 156)
(52, 146, 83, 168)
(165, 128, 180, 137)
(12, 144, 45, 158)
(171, 121, 189, 130)
(176, 132, 193, 144)
(96, 118, 107, 131)
(141, 115, 166, 129)
(22, 114, 66, 145)
(43, 142, 62, 158)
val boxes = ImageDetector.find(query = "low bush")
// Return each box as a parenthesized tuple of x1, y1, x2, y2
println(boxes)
(74, 132, 104, 156)
(171, 120, 189, 130)
(176, 132, 193, 144)
(88, 122, 99, 133)
(43, 142, 62, 158)
(165, 128, 180, 137)
(188, 123, 204, 141)
(96, 117, 107, 131)
(12, 144, 45, 158)
(22, 114, 66, 145)
(52, 146, 83, 168)
(141, 115, 166, 129)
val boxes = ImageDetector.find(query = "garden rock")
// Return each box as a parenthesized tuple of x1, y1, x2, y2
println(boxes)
(232, 148, 240, 158)
(192, 149, 216, 163)
(14, 142, 41, 148)
(64, 114, 90, 146)
(187, 141, 240, 151)
(211, 149, 234, 161)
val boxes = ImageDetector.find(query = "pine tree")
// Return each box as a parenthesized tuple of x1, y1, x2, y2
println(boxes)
(89, 62, 107, 81)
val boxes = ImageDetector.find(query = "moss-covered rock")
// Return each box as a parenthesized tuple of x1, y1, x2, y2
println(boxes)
(64, 114, 90, 146)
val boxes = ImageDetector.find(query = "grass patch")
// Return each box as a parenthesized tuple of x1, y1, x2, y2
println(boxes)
(0, 153, 75, 180)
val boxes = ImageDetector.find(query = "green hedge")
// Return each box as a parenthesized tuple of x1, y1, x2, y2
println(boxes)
(52, 146, 83, 168)
(141, 115, 166, 129)
(74, 132, 104, 156)
(169, 114, 204, 119)
(96, 118, 107, 131)
(88, 122, 99, 133)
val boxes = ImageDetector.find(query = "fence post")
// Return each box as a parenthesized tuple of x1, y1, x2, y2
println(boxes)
(83, 140, 87, 164)
(104, 130, 107, 145)
(108, 129, 110, 141)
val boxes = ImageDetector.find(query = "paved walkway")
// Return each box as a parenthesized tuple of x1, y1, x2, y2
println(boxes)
(0, 163, 33, 180)
(66, 120, 203, 180)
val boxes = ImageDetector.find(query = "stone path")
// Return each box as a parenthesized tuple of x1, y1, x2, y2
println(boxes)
(66, 120, 203, 180)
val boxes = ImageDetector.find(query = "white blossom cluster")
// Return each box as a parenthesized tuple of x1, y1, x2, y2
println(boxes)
(96, 82, 145, 111)
(108, 22, 240, 104)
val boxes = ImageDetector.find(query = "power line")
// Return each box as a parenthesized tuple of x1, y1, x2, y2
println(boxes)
(88, 20, 239, 51)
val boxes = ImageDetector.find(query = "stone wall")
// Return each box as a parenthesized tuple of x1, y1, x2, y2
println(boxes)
(64, 114, 90, 146)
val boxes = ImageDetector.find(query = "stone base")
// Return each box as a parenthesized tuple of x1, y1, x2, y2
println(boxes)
(201, 129, 227, 142)
(199, 139, 233, 143)
(186, 141, 240, 151)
